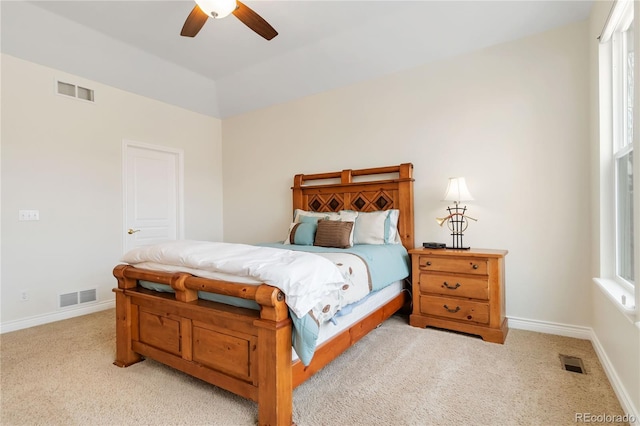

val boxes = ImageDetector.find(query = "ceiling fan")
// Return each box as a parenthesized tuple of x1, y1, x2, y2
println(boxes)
(181, 0, 278, 40)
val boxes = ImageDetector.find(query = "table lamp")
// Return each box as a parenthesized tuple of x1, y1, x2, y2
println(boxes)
(436, 177, 477, 249)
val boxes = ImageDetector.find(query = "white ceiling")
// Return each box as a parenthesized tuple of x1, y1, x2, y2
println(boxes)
(1, 1, 593, 118)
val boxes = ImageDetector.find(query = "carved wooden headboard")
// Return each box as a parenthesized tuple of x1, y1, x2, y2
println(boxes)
(292, 163, 415, 251)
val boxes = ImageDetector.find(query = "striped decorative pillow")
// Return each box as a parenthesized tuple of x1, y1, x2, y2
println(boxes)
(314, 220, 354, 248)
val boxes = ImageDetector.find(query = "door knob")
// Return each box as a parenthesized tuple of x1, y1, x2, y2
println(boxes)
(127, 228, 141, 234)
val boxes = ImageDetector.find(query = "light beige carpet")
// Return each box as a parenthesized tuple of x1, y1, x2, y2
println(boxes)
(0, 309, 627, 425)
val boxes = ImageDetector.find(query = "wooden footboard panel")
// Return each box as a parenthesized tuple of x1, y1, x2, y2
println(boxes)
(113, 265, 293, 425)
(123, 288, 261, 400)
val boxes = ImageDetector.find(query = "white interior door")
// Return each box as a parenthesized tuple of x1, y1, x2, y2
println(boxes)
(123, 140, 184, 253)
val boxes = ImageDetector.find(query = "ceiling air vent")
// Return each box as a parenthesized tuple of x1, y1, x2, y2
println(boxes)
(56, 80, 95, 102)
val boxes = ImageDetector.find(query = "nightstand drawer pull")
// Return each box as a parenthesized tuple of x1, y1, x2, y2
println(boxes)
(426, 261, 432, 266)
(442, 281, 461, 290)
(443, 304, 460, 313)
(472, 264, 479, 269)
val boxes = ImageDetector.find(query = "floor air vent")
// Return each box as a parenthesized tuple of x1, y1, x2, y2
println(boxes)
(560, 354, 586, 374)
(59, 289, 97, 308)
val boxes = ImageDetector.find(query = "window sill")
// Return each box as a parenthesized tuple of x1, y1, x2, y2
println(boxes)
(593, 278, 637, 324)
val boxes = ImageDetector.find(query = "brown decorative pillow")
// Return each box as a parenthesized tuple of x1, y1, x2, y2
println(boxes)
(314, 220, 354, 248)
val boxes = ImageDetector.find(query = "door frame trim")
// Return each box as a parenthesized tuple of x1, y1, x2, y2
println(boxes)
(122, 139, 185, 254)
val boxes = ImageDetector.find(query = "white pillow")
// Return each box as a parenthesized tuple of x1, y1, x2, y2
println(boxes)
(343, 209, 401, 245)
(353, 211, 387, 244)
(387, 209, 402, 244)
(337, 210, 358, 222)
(337, 211, 358, 246)
(282, 223, 295, 245)
(293, 209, 338, 223)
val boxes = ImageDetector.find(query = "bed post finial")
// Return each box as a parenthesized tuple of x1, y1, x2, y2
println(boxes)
(399, 163, 413, 179)
(113, 264, 137, 289)
(169, 272, 198, 302)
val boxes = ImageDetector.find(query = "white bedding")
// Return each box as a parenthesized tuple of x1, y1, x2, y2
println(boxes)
(121, 240, 370, 322)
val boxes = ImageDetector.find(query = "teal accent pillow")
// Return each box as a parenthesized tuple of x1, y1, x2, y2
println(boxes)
(289, 222, 317, 245)
(300, 215, 323, 224)
(284, 215, 325, 245)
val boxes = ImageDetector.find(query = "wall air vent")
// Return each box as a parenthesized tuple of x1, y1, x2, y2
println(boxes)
(79, 288, 97, 304)
(59, 288, 97, 308)
(57, 81, 76, 97)
(56, 80, 95, 102)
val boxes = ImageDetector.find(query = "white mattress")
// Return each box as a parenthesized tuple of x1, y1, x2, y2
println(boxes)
(292, 280, 403, 362)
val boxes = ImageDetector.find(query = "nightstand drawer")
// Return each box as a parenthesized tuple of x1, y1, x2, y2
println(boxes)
(418, 272, 489, 300)
(419, 295, 489, 325)
(417, 256, 487, 275)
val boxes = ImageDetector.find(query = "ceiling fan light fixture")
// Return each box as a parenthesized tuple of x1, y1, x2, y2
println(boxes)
(195, 0, 237, 19)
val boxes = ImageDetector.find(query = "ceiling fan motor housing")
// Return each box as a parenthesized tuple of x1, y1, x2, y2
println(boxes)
(195, 0, 237, 19)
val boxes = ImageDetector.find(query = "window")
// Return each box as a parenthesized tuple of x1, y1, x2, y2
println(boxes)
(612, 13, 635, 291)
(598, 0, 636, 315)
(616, 148, 634, 285)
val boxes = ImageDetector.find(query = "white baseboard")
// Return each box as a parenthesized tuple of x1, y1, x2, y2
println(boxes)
(508, 316, 593, 340)
(509, 316, 639, 425)
(0, 300, 115, 334)
(589, 329, 640, 426)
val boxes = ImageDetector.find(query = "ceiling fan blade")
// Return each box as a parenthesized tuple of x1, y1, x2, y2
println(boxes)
(233, 1, 278, 40)
(181, 5, 209, 37)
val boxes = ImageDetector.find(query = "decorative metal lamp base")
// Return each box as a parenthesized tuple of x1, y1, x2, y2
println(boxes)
(445, 204, 471, 250)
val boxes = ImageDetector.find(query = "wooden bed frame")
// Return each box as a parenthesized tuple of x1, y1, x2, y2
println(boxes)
(113, 163, 414, 425)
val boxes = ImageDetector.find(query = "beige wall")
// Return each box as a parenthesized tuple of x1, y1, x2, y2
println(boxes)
(0, 54, 224, 327)
(223, 21, 591, 327)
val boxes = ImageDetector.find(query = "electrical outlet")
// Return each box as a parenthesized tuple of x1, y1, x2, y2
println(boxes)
(20, 291, 29, 301)
(18, 210, 40, 221)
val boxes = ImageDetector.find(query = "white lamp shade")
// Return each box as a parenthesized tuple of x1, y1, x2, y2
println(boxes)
(195, 0, 237, 18)
(443, 177, 474, 202)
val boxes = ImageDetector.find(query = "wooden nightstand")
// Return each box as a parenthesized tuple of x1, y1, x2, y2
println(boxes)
(409, 248, 508, 343)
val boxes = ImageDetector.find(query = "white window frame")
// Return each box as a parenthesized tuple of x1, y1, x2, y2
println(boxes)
(596, 0, 638, 324)
(612, 8, 634, 293)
